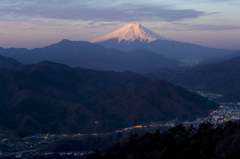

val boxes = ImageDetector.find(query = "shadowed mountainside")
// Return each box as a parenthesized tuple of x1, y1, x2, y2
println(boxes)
(0, 61, 218, 136)
(89, 80, 218, 126)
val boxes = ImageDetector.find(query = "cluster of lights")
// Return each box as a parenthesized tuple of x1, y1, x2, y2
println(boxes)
(115, 125, 147, 132)
(210, 110, 218, 116)
(210, 106, 224, 115)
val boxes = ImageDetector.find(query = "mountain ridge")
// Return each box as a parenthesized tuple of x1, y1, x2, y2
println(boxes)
(0, 40, 181, 72)
(147, 56, 240, 102)
(0, 54, 22, 68)
(0, 61, 218, 136)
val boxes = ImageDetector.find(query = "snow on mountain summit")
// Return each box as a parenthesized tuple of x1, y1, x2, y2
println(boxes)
(90, 23, 171, 43)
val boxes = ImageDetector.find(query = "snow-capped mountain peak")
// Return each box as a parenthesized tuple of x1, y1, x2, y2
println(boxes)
(90, 23, 171, 43)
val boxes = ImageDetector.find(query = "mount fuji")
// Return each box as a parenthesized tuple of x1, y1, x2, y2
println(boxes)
(90, 23, 234, 59)
(90, 23, 171, 43)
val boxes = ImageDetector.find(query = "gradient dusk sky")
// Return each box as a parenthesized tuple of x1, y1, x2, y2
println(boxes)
(0, 0, 239, 50)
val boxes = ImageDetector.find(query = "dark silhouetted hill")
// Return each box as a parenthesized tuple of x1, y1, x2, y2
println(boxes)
(87, 121, 240, 159)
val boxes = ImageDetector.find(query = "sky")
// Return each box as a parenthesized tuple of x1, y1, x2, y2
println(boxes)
(0, 0, 240, 50)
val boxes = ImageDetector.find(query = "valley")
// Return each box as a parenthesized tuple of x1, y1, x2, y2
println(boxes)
(1, 101, 239, 158)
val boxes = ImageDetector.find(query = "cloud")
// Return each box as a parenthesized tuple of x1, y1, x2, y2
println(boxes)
(86, 22, 119, 29)
(228, 2, 240, 6)
(99, 23, 119, 26)
(180, 0, 238, 2)
(190, 24, 240, 30)
(162, 22, 240, 31)
(88, 22, 95, 25)
(0, 0, 207, 23)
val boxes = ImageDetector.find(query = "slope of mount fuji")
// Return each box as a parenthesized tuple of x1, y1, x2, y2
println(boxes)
(114, 49, 182, 72)
(90, 23, 171, 43)
(91, 23, 234, 59)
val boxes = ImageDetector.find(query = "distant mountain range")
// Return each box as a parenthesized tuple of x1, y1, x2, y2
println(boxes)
(0, 61, 217, 136)
(147, 56, 240, 102)
(91, 23, 234, 59)
(0, 40, 181, 72)
(199, 51, 240, 65)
